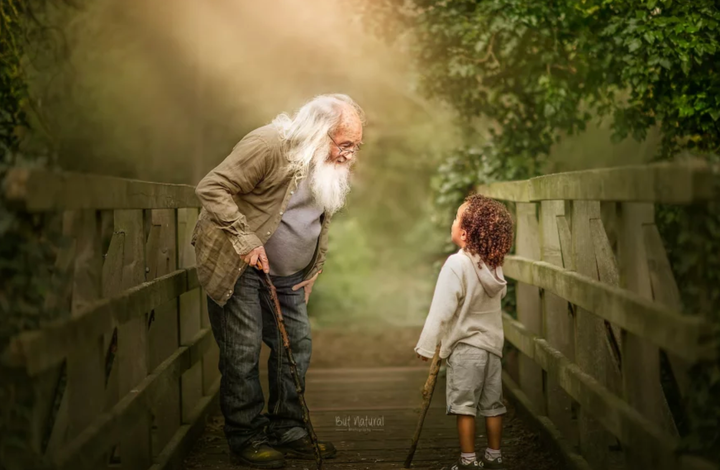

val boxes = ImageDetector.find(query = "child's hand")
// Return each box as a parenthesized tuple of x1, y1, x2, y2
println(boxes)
(416, 353, 429, 362)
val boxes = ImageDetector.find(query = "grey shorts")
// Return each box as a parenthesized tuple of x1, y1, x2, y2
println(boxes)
(445, 343, 507, 417)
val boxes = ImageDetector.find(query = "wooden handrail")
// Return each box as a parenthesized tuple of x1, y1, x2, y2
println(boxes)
(503, 255, 714, 362)
(4, 168, 200, 211)
(477, 160, 717, 203)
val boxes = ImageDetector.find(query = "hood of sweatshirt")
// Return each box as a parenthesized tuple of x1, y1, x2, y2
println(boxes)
(461, 248, 507, 298)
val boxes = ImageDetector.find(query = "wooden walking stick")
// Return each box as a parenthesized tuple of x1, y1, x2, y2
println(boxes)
(404, 344, 442, 468)
(255, 264, 323, 470)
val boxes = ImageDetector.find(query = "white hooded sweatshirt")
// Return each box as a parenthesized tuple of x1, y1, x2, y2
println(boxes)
(415, 248, 507, 360)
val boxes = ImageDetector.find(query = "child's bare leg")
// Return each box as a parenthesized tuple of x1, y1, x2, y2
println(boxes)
(485, 415, 502, 450)
(457, 414, 476, 453)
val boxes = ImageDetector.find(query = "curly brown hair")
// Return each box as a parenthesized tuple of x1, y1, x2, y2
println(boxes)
(460, 194, 514, 269)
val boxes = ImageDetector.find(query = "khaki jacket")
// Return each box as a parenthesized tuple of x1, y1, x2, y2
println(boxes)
(191, 124, 331, 306)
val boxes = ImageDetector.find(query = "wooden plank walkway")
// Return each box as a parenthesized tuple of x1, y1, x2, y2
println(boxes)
(183, 366, 563, 470)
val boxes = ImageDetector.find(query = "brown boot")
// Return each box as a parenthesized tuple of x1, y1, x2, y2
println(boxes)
(273, 435, 337, 460)
(231, 437, 286, 468)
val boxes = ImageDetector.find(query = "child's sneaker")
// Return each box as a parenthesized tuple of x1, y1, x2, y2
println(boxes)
(450, 457, 484, 470)
(480, 455, 506, 470)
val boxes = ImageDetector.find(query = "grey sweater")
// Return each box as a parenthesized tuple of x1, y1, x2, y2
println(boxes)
(415, 248, 508, 359)
(264, 177, 324, 276)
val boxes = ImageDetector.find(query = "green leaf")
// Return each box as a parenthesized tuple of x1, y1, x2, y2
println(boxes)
(681, 59, 691, 75)
(628, 38, 642, 52)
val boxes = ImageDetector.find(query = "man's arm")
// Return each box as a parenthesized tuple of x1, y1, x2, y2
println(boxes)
(414, 261, 464, 358)
(195, 133, 269, 257)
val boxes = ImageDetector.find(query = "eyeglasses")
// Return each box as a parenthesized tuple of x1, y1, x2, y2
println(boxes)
(328, 132, 362, 157)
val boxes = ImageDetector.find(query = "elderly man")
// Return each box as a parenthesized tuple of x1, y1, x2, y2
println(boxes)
(192, 94, 364, 468)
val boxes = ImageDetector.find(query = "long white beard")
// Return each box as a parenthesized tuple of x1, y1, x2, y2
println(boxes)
(308, 156, 351, 216)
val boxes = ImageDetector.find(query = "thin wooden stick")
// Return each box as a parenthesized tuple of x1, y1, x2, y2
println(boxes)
(256, 266, 323, 470)
(404, 344, 442, 468)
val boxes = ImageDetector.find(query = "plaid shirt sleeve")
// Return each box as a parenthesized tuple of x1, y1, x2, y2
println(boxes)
(195, 133, 269, 257)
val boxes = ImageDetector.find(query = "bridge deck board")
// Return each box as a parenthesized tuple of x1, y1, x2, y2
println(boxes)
(183, 366, 562, 470)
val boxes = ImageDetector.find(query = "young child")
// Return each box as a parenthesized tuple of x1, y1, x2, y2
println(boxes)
(415, 194, 514, 470)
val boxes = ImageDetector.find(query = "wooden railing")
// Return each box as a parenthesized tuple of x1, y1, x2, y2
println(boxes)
(3, 162, 718, 470)
(479, 160, 718, 470)
(2, 168, 220, 470)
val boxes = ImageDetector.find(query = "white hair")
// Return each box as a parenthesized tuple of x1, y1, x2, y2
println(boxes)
(271, 94, 365, 215)
(272, 94, 365, 179)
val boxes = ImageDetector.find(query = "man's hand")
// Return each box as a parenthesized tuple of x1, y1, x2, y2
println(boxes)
(416, 353, 429, 362)
(292, 270, 322, 305)
(243, 246, 270, 273)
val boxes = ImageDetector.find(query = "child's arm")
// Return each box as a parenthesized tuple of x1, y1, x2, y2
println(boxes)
(414, 261, 464, 358)
(498, 265, 508, 299)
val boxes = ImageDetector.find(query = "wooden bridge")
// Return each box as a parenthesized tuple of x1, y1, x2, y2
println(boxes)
(1, 160, 717, 470)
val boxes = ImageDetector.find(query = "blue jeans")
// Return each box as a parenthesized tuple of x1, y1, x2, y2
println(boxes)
(207, 268, 311, 451)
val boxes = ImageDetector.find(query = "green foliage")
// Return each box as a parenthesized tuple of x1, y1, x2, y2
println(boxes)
(0, 0, 29, 158)
(0, 0, 61, 354)
(372, 0, 720, 158)
(1, 1, 65, 466)
(365, 0, 720, 461)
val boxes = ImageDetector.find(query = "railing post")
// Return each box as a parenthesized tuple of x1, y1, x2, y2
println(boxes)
(111, 209, 152, 469)
(539, 201, 577, 445)
(617, 202, 678, 466)
(40, 210, 105, 466)
(515, 202, 545, 415)
(65, 210, 106, 467)
(571, 201, 612, 470)
(178, 208, 204, 424)
(146, 209, 181, 456)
